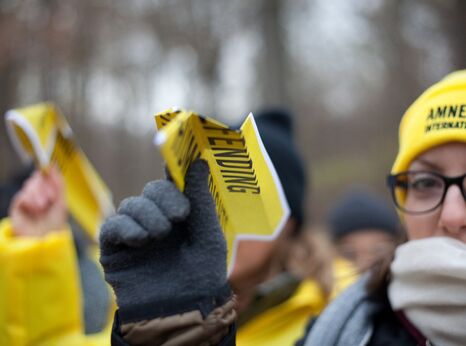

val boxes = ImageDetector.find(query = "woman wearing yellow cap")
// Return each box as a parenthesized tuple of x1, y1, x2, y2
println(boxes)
(300, 70, 466, 346)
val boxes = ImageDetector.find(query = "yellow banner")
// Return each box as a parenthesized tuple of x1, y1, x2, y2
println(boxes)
(155, 109, 290, 271)
(5, 102, 114, 239)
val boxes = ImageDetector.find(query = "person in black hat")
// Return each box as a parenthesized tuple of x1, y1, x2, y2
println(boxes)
(327, 188, 403, 273)
(228, 110, 356, 346)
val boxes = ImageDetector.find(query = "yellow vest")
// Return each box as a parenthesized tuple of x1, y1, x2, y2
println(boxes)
(0, 218, 112, 346)
(237, 258, 357, 346)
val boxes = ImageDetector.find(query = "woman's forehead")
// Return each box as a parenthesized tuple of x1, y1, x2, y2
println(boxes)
(409, 142, 466, 174)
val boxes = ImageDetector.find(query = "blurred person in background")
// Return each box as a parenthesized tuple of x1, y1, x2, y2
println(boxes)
(231, 109, 357, 346)
(99, 109, 357, 346)
(0, 166, 113, 345)
(327, 188, 403, 273)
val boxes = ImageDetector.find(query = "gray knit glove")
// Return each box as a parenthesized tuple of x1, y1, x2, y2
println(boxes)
(99, 160, 229, 323)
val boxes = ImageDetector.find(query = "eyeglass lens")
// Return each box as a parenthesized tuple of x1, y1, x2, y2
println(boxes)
(393, 172, 452, 213)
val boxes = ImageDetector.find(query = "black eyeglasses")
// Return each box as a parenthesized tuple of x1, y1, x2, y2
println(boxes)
(387, 171, 466, 214)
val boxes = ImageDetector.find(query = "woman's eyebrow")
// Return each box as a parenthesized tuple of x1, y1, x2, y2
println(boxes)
(410, 158, 442, 172)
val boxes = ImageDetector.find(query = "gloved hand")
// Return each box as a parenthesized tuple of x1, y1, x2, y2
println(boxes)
(99, 160, 229, 323)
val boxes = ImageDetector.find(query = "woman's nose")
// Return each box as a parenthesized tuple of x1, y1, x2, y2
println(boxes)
(439, 185, 466, 236)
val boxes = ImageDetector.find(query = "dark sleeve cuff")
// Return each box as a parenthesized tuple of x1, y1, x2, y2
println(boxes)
(219, 322, 237, 346)
(111, 311, 128, 346)
(111, 296, 237, 346)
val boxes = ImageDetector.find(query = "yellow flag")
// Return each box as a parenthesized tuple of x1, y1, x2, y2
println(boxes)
(155, 109, 290, 271)
(5, 102, 114, 239)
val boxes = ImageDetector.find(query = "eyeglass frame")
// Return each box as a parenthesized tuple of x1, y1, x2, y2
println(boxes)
(386, 170, 466, 214)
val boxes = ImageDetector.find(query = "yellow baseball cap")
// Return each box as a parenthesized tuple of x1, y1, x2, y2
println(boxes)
(392, 70, 466, 174)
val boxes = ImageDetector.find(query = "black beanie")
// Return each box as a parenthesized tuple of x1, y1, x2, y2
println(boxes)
(328, 189, 400, 240)
(253, 109, 307, 228)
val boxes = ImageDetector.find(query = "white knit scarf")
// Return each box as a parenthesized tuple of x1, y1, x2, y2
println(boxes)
(388, 237, 466, 346)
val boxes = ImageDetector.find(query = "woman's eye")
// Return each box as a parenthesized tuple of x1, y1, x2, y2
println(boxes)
(410, 177, 441, 191)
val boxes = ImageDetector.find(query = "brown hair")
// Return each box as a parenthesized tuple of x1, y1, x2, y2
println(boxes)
(287, 228, 334, 297)
(366, 232, 407, 297)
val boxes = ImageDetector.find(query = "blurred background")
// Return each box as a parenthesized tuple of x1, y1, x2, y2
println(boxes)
(0, 0, 465, 222)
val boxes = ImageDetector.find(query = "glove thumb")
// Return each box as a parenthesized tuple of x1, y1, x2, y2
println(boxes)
(184, 159, 224, 243)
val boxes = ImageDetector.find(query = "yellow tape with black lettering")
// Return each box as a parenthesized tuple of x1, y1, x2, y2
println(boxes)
(5, 102, 114, 239)
(155, 109, 290, 271)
